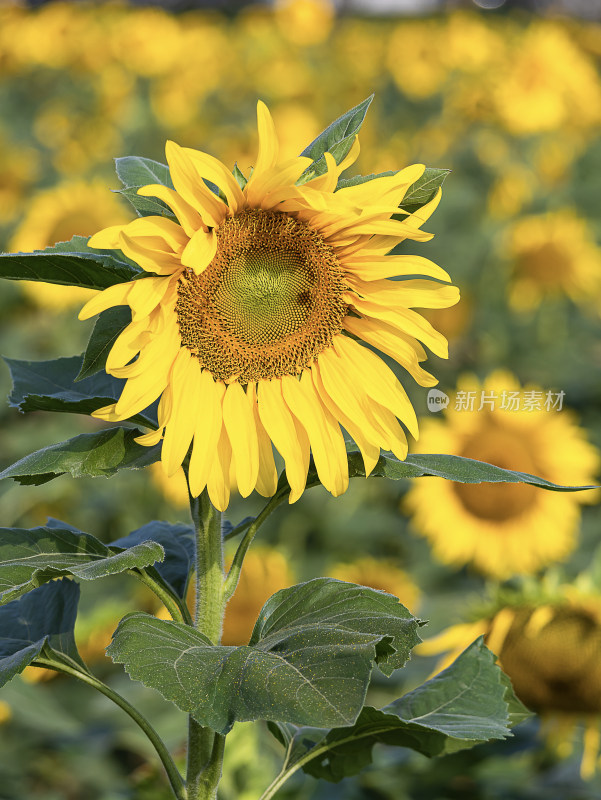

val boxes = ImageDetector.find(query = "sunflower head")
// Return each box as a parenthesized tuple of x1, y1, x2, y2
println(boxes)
(405, 371, 599, 579)
(80, 101, 458, 510)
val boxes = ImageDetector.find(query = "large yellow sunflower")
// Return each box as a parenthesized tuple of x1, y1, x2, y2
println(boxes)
(405, 371, 599, 579)
(80, 102, 458, 511)
(419, 581, 601, 778)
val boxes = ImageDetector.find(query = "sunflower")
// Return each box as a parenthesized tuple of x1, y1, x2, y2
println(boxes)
(419, 581, 601, 778)
(10, 179, 131, 310)
(327, 556, 420, 612)
(405, 371, 599, 579)
(505, 210, 601, 312)
(80, 102, 458, 511)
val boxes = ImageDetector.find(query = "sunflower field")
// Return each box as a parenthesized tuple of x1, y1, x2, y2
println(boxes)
(1, 1, 601, 798)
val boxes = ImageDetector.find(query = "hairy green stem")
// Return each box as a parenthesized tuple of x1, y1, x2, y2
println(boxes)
(186, 488, 226, 800)
(223, 490, 288, 601)
(34, 657, 187, 800)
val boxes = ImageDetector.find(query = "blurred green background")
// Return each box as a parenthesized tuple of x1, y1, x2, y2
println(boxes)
(1, 0, 601, 797)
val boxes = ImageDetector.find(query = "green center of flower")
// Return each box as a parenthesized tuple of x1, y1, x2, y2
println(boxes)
(175, 209, 348, 383)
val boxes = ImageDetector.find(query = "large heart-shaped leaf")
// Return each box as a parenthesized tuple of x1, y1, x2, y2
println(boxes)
(5, 354, 157, 427)
(0, 426, 161, 485)
(107, 579, 421, 735)
(0, 236, 139, 289)
(0, 579, 83, 688)
(298, 96, 373, 183)
(268, 638, 531, 785)
(0, 524, 165, 606)
(111, 521, 195, 599)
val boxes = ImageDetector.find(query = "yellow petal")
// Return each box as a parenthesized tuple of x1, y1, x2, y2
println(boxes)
(106, 318, 152, 373)
(345, 293, 448, 358)
(257, 379, 309, 503)
(346, 276, 460, 311)
(207, 424, 232, 512)
(311, 363, 380, 476)
(404, 187, 442, 229)
(88, 225, 127, 250)
(343, 254, 452, 283)
(124, 216, 188, 252)
(165, 140, 228, 228)
(281, 372, 348, 497)
(135, 427, 164, 446)
(188, 373, 225, 498)
(162, 348, 201, 476)
(183, 148, 245, 215)
(78, 280, 134, 320)
(181, 228, 217, 274)
(137, 184, 204, 239)
(251, 101, 278, 182)
(333, 335, 418, 439)
(222, 382, 259, 498)
(127, 275, 176, 321)
(247, 382, 278, 498)
(343, 316, 437, 388)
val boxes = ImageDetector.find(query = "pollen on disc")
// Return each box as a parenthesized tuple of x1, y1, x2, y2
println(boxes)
(176, 209, 348, 383)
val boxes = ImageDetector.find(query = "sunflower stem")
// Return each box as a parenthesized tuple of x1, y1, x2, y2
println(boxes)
(186, 488, 226, 800)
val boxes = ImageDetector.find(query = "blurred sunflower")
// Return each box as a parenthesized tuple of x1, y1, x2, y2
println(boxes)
(419, 581, 601, 777)
(328, 556, 420, 611)
(81, 101, 458, 511)
(405, 371, 599, 579)
(10, 179, 131, 310)
(505, 210, 601, 312)
(220, 546, 295, 645)
(149, 462, 189, 508)
(492, 23, 601, 136)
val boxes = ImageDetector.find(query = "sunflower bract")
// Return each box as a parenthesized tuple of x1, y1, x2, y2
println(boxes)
(80, 101, 459, 511)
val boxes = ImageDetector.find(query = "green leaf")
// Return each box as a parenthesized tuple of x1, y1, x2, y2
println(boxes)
(115, 156, 174, 189)
(270, 638, 531, 784)
(398, 167, 450, 214)
(0, 426, 161, 485)
(116, 187, 176, 220)
(114, 156, 175, 220)
(0, 524, 164, 606)
(107, 578, 421, 735)
(76, 306, 132, 381)
(5, 355, 157, 427)
(0, 579, 82, 688)
(0, 236, 140, 289)
(298, 96, 374, 183)
(336, 171, 397, 190)
(291, 450, 598, 496)
(111, 521, 194, 599)
(233, 163, 248, 190)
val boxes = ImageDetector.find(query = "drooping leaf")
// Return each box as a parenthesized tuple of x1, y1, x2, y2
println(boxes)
(398, 167, 450, 214)
(0, 426, 161, 485)
(291, 450, 598, 496)
(76, 306, 132, 381)
(269, 639, 531, 784)
(0, 579, 83, 688)
(0, 524, 164, 606)
(5, 355, 157, 427)
(111, 521, 195, 599)
(298, 96, 374, 183)
(0, 236, 140, 289)
(107, 578, 421, 735)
